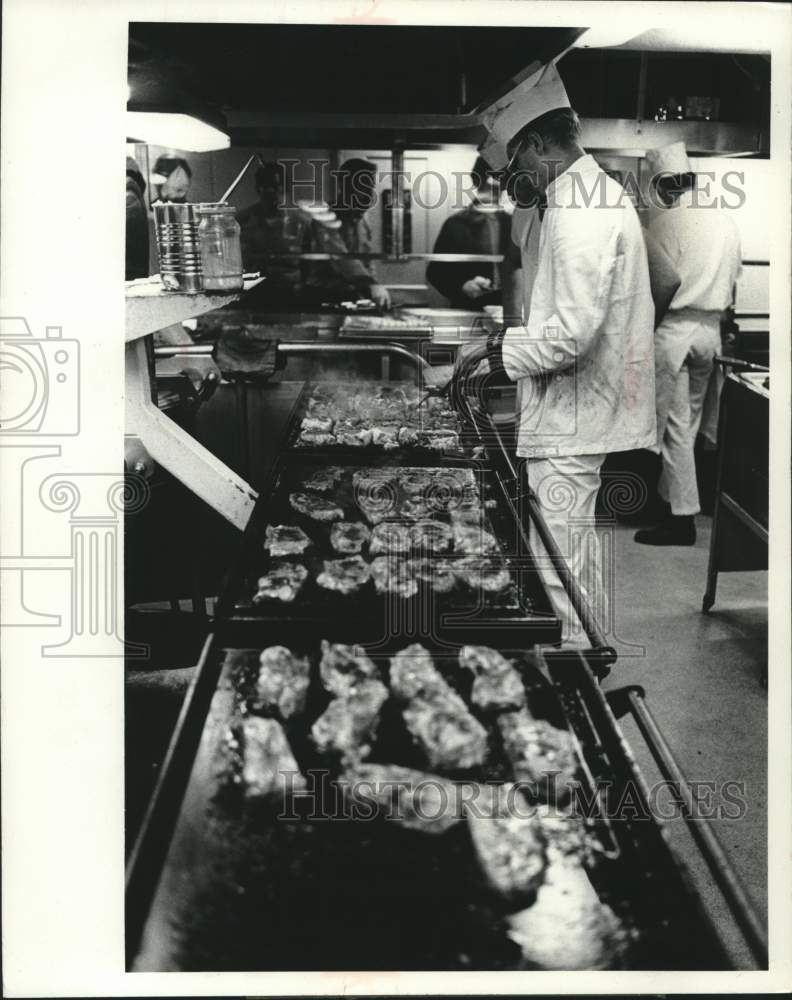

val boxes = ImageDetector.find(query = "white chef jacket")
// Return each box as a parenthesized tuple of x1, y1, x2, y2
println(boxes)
(648, 189, 742, 314)
(647, 188, 742, 445)
(502, 154, 656, 459)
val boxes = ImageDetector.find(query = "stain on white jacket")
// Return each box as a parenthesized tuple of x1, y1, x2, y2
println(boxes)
(502, 154, 656, 459)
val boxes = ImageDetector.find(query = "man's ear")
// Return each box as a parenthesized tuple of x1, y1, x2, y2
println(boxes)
(524, 131, 543, 156)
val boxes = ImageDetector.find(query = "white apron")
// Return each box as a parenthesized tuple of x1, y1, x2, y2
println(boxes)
(653, 307, 722, 452)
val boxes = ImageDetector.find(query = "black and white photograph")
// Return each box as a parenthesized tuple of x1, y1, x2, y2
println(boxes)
(1, 0, 790, 995)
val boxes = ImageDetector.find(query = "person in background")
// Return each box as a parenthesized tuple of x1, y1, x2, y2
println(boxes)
(634, 141, 741, 546)
(237, 161, 311, 305)
(303, 158, 391, 309)
(426, 157, 511, 309)
(151, 155, 193, 204)
(460, 64, 656, 647)
(125, 156, 150, 280)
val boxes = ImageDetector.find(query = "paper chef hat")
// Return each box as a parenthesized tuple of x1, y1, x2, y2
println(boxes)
(478, 62, 571, 170)
(645, 141, 692, 177)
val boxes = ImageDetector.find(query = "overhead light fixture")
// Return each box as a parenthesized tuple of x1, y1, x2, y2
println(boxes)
(573, 25, 651, 49)
(125, 111, 230, 152)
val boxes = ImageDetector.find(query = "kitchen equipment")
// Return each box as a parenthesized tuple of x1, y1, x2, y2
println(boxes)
(218, 452, 560, 649)
(126, 637, 764, 971)
(153, 202, 204, 292)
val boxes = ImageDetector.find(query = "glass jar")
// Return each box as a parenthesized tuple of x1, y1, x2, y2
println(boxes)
(196, 203, 243, 291)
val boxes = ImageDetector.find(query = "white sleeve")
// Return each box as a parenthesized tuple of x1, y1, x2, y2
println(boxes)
(501, 209, 620, 379)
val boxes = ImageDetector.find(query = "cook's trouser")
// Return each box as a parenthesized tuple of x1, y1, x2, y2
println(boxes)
(526, 454, 607, 649)
(657, 317, 721, 517)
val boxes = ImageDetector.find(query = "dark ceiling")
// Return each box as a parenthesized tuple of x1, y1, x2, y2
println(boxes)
(128, 22, 583, 118)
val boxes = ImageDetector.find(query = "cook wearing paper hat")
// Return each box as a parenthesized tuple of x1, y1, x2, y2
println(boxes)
(460, 57, 657, 649)
(479, 62, 571, 171)
(644, 140, 692, 179)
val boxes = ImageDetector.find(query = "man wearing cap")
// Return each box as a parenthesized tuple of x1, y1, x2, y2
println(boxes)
(461, 63, 656, 647)
(426, 156, 512, 309)
(304, 158, 391, 309)
(635, 141, 742, 546)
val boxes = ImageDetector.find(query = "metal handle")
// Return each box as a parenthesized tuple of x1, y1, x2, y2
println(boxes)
(154, 344, 214, 358)
(714, 355, 769, 374)
(276, 340, 430, 372)
(613, 685, 768, 967)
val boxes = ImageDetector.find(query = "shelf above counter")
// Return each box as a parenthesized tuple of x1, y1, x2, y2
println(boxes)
(125, 275, 265, 342)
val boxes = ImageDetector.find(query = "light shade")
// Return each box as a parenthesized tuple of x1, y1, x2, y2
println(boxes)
(573, 25, 651, 49)
(125, 111, 230, 152)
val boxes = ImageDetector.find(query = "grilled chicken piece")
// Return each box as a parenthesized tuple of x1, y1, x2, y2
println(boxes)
(253, 562, 309, 604)
(311, 678, 389, 757)
(458, 645, 526, 712)
(451, 519, 499, 554)
(319, 640, 381, 696)
(353, 470, 399, 524)
(289, 491, 344, 522)
(339, 762, 463, 834)
(506, 856, 626, 970)
(399, 469, 434, 496)
(256, 646, 311, 718)
(533, 803, 593, 863)
(498, 710, 578, 802)
(330, 521, 371, 555)
(297, 430, 336, 447)
(409, 520, 453, 553)
(389, 643, 447, 700)
(370, 556, 418, 599)
(316, 555, 371, 596)
(455, 556, 511, 593)
(410, 556, 456, 593)
(370, 424, 400, 450)
(424, 469, 478, 514)
(335, 421, 373, 447)
(397, 426, 420, 447)
(399, 497, 431, 521)
(369, 521, 411, 556)
(264, 524, 312, 558)
(416, 429, 461, 452)
(403, 695, 488, 771)
(240, 717, 306, 800)
(467, 805, 546, 901)
(301, 414, 333, 433)
(303, 467, 342, 492)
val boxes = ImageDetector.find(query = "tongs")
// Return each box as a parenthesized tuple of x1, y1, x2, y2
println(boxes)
(418, 364, 455, 408)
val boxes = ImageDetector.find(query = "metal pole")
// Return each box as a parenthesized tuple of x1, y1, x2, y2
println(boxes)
(390, 144, 405, 259)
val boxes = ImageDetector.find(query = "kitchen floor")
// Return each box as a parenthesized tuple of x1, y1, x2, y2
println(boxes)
(602, 515, 768, 969)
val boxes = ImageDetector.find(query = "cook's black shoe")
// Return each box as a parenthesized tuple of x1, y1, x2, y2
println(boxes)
(634, 515, 696, 546)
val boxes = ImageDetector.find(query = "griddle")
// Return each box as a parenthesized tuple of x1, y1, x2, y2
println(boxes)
(283, 378, 475, 461)
(126, 637, 735, 971)
(215, 452, 560, 648)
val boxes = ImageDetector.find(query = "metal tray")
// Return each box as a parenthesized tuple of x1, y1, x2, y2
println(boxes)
(126, 637, 732, 972)
(215, 453, 560, 648)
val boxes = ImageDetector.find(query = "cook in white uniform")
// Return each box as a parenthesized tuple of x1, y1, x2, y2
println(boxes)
(463, 64, 656, 647)
(635, 141, 742, 546)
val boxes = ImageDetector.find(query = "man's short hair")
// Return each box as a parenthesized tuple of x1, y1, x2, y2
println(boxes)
(338, 157, 377, 180)
(153, 155, 193, 180)
(507, 107, 581, 157)
(255, 161, 285, 191)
